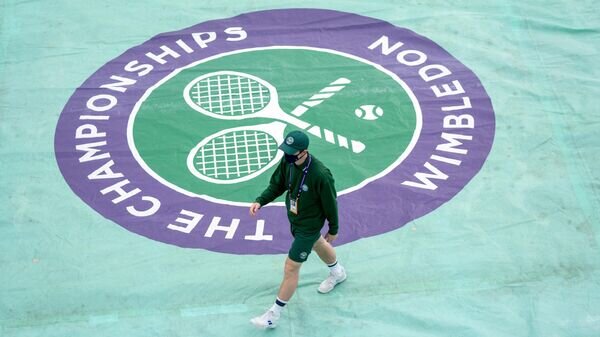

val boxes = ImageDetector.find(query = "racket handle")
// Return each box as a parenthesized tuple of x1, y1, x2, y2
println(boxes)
(305, 126, 365, 153)
(290, 78, 351, 117)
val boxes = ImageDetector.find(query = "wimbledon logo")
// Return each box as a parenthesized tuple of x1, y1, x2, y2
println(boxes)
(54, 9, 495, 255)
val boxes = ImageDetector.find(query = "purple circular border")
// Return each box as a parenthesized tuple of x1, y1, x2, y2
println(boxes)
(54, 9, 495, 254)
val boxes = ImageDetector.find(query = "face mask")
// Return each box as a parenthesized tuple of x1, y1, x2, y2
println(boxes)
(285, 151, 305, 164)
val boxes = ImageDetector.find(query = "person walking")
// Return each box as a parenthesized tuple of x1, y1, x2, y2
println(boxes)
(249, 130, 347, 329)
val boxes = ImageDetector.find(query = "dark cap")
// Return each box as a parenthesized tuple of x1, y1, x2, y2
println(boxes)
(279, 130, 309, 155)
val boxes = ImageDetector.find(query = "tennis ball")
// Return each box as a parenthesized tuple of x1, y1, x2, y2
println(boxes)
(355, 105, 384, 121)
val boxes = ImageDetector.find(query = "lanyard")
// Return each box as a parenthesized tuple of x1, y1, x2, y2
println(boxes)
(288, 154, 312, 200)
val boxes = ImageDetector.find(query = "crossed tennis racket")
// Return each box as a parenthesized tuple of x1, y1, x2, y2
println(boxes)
(183, 71, 364, 184)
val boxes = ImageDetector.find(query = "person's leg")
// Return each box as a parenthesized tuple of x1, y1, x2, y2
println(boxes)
(251, 235, 315, 329)
(312, 236, 337, 265)
(277, 257, 302, 301)
(313, 236, 346, 294)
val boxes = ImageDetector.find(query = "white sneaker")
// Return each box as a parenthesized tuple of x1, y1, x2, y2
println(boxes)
(318, 267, 347, 293)
(250, 309, 280, 329)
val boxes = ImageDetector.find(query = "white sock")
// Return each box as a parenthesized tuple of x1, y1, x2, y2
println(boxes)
(328, 260, 342, 274)
(270, 297, 287, 315)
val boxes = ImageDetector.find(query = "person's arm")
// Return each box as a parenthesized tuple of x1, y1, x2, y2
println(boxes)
(255, 161, 287, 207)
(319, 169, 339, 235)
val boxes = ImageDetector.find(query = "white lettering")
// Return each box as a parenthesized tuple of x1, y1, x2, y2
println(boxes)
(100, 75, 137, 93)
(175, 39, 194, 53)
(419, 64, 452, 82)
(167, 209, 204, 234)
(225, 27, 247, 41)
(88, 160, 124, 180)
(124, 60, 153, 77)
(244, 220, 273, 241)
(442, 97, 472, 111)
(401, 162, 448, 190)
(436, 133, 472, 155)
(192, 32, 217, 48)
(396, 49, 427, 66)
(430, 154, 462, 166)
(79, 115, 110, 121)
(431, 80, 465, 97)
(145, 46, 181, 64)
(100, 179, 141, 204)
(76, 141, 110, 163)
(76, 124, 106, 139)
(205, 217, 239, 239)
(443, 114, 474, 129)
(126, 196, 161, 217)
(86, 94, 117, 112)
(367, 35, 404, 55)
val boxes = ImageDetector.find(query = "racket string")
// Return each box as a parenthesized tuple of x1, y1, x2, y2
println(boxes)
(193, 130, 277, 179)
(190, 74, 270, 117)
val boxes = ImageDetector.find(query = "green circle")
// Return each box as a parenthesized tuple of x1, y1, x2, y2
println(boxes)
(132, 48, 417, 203)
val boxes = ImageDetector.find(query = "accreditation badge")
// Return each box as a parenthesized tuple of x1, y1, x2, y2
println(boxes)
(289, 197, 298, 215)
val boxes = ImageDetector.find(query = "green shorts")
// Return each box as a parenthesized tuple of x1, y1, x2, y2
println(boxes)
(288, 230, 321, 263)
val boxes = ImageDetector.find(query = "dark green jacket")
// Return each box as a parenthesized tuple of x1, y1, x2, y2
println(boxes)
(255, 154, 339, 235)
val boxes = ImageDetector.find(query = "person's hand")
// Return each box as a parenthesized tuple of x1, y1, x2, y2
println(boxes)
(324, 233, 338, 243)
(249, 202, 261, 216)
